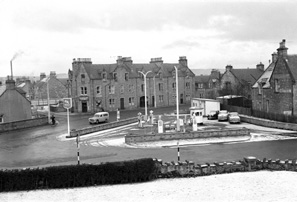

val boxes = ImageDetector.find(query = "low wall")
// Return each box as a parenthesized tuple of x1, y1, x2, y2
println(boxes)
(0, 117, 48, 133)
(154, 156, 297, 178)
(240, 115, 297, 131)
(125, 128, 250, 144)
(69, 117, 138, 137)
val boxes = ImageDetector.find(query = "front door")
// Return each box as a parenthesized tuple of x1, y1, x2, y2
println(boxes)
(120, 98, 125, 109)
(82, 101, 88, 112)
(180, 94, 184, 104)
(140, 96, 145, 107)
(152, 96, 155, 107)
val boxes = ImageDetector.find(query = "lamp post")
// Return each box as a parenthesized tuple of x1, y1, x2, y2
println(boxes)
(138, 70, 152, 120)
(174, 66, 180, 131)
(153, 75, 157, 108)
(46, 77, 51, 124)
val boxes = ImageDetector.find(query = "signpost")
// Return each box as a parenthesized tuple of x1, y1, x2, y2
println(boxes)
(63, 98, 72, 137)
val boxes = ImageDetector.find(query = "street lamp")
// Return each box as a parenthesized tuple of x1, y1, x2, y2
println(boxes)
(153, 75, 157, 108)
(46, 77, 51, 124)
(174, 66, 180, 131)
(138, 70, 152, 120)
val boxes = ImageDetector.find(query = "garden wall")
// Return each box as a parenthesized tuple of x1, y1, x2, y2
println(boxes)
(240, 115, 297, 131)
(125, 127, 250, 144)
(0, 117, 48, 133)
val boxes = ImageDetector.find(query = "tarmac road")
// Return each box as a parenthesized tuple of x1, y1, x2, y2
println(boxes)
(1, 104, 297, 169)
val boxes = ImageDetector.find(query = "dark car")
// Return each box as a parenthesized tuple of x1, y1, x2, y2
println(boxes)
(207, 110, 219, 120)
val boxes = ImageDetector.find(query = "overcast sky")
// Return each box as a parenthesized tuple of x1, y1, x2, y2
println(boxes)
(1, 0, 297, 77)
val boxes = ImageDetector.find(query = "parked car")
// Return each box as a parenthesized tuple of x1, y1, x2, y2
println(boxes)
(228, 112, 241, 124)
(89, 112, 109, 124)
(207, 110, 219, 120)
(218, 110, 228, 121)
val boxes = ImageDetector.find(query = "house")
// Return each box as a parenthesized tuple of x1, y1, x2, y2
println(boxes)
(0, 78, 31, 123)
(17, 79, 33, 100)
(252, 39, 297, 115)
(220, 64, 264, 99)
(32, 71, 69, 106)
(69, 56, 195, 113)
(194, 69, 221, 99)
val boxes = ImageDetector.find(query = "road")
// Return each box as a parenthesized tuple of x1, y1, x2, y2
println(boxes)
(1, 104, 297, 169)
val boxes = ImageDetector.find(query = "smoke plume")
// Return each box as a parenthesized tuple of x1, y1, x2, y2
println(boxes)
(11, 50, 24, 61)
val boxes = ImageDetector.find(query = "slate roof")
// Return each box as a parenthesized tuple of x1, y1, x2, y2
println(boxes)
(231, 69, 263, 84)
(81, 62, 195, 79)
(195, 75, 209, 83)
(252, 62, 276, 88)
(286, 55, 297, 81)
(0, 84, 26, 96)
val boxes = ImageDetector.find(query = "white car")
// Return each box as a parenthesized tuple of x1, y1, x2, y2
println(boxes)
(228, 112, 241, 124)
(218, 110, 228, 121)
(89, 112, 109, 124)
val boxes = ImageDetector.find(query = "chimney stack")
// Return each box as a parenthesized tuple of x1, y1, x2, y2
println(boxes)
(226, 65, 233, 71)
(40, 73, 46, 80)
(179, 56, 187, 67)
(277, 39, 288, 57)
(150, 57, 163, 64)
(256, 62, 264, 71)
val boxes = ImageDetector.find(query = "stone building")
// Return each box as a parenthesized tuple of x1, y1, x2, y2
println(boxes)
(220, 64, 264, 99)
(252, 39, 297, 115)
(69, 56, 195, 113)
(0, 78, 31, 123)
(194, 69, 221, 99)
(33, 71, 69, 105)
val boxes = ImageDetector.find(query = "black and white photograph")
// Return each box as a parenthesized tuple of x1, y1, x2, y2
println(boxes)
(1, 0, 297, 201)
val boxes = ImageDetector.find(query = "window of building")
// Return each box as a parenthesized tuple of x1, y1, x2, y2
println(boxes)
(198, 83, 203, 89)
(141, 84, 144, 92)
(266, 100, 269, 112)
(109, 98, 115, 107)
(159, 72, 163, 80)
(125, 73, 129, 81)
(108, 85, 115, 94)
(186, 95, 191, 101)
(96, 86, 101, 95)
(186, 82, 191, 89)
(225, 81, 231, 90)
(129, 97, 135, 105)
(0, 114, 4, 123)
(275, 79, 279, 92)
(102, 73, 107, 81)
(172, 95, 176, 100)
(113, 73, 118, 82)
(81, 87, 87, 95)
(120, 85, 124, 94)
(172, 82, 176, 90)
(199, 93, 204, 98)
(159, 95, 164, 102)
(81, 74, 85, 83)
(158, 83, 163, 91)
(128, 84, 134, 93)
(258, 86, 262, 95)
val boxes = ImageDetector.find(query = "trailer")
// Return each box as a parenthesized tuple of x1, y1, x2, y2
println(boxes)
(191, 98, 220, 116)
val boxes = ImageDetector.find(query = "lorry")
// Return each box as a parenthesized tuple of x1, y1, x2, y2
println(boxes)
(191, 98, 220, 117)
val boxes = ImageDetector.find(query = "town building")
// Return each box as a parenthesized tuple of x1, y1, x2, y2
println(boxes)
(252, 39, 297, 115)
(69, 56, 195, 113)
(0, 78, 31, 123)
(32, 71, 69, 106)
(220, 64, 264, 99)
(194, 69, 221, 99)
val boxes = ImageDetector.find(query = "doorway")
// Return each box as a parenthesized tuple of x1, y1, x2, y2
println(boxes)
(82, 101, 88, 112)
(180, 93, 184, 104)
(120, 98, 125, 109)
(152, 96, 155, 107)
(140, 96, 145, 107)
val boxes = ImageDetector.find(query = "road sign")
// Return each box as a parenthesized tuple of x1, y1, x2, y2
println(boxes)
(63, 98, 72, 109)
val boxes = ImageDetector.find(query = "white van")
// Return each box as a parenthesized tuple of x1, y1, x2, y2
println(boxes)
(89, 112, 109, 124)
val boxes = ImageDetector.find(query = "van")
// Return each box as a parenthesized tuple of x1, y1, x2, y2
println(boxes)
(89, 112, 109, 124)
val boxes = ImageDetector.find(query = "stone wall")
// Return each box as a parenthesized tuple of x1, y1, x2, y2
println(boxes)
(0, 117, 48, 133)
(153, 156, 297, 178)
(240, 114, 297, 131)
(125, 127, 250, 144)
(69, 117, 138, 137)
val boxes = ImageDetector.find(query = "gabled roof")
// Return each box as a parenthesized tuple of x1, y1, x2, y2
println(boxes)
(286, 55, 297, 81)
(230, 68, 263, 84)
(252, 62, 276, 88)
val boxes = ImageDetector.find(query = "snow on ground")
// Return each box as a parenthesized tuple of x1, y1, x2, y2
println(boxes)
(1, 171, 297, 202)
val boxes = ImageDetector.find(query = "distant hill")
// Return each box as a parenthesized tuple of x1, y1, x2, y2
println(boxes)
(190, 69, 225, 76)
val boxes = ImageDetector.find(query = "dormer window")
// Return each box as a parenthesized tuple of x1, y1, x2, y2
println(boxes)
(81, 74, 85, 83)
(275, 79, 280, 92)
(113, 73, 118, 82)
(102, 73, 107, 81)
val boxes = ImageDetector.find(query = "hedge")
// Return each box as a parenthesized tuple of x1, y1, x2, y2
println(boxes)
(0, 158, 156, 192)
